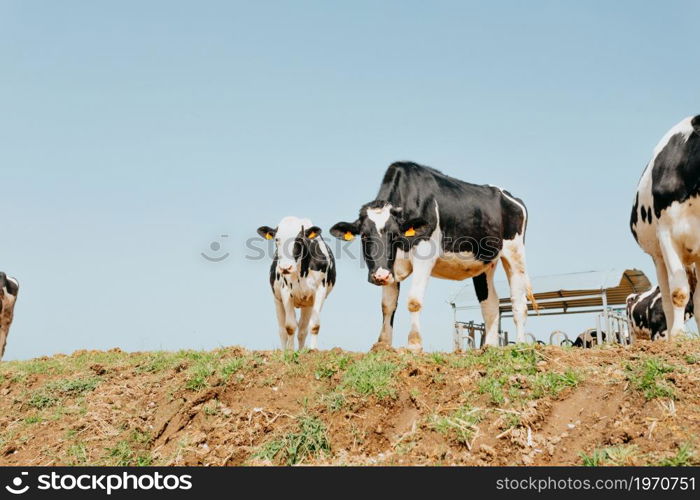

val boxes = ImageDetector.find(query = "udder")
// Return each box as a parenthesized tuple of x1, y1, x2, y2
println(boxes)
(431, 252, 492, 281)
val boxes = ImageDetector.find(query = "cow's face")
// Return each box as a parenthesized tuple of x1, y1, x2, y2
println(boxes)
(257, 217, 321, 276)
(331, 201, 428, 286)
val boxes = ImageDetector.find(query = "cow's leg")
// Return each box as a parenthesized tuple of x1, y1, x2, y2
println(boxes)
(274, 297, 291, 349)
(307, 285, 328, 350)
(500, 240, 531, 343)
(692, 265, 700, 336)
(653, 256, 671, 340)
(376, 282, 400, 347)
(474, 263, 500, 346)
(297, 306, 313, 350)
(277, 288, 297, 350)
(658, 233, 690, 339)
(406, 244, 437, 353)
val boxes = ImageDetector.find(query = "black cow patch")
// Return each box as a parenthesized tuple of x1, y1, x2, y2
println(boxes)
(627, 286, 694, 341)
(650, 115, 700, 218)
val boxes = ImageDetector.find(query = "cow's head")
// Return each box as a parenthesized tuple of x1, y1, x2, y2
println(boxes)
(257, 217, 322, 276)
(0, 272, 19, 302)
(331, 200, 429, 286)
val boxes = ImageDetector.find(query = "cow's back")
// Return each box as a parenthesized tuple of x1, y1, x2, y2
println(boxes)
(632, 116, 700, 256)
(377, 162, 527, 245)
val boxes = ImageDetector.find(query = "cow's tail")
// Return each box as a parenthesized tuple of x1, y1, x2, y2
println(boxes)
(526, 275, 539, 314)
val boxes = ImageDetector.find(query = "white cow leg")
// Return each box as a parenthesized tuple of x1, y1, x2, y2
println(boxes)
(478, 264, 500, 346)
(278, 288, 297, 350)
(307, 285, 328, 351)
(297, 306, 313, 350)
(658, 233, 690, 340)
(377, 282, 400, 347)
(406, 244, 436, 353)
(274, 298, 290, 350)
(501, 243, 531, 343)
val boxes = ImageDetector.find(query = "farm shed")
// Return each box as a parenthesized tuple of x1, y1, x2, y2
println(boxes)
(448, 268, 652, 350)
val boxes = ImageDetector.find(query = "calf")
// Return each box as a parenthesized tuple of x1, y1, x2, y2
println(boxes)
(257, 217, 335, 350)
(630, 115, 700, 339)
(572, 329, 607, 348)
(331, 161, 535, 351)
(626, 286, 694, 341)
(0, 272, 19, 360)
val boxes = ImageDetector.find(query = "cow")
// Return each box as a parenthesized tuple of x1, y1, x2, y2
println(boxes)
(0, 272, 19, 360)
(626, 286, 694, 341)
(571, 329, 607, 348)
(630, 115, 700, 340)
(257, 217, 336, 350)
(330, 161, 535, 352)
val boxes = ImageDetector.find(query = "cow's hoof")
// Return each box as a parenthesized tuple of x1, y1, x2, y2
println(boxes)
(370, 342, 395, 353)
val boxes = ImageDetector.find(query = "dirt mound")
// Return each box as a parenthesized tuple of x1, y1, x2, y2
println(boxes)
(1, 340, 699, 466)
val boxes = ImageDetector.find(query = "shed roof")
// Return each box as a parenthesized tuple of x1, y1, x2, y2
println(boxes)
(449, 269, 652, 314)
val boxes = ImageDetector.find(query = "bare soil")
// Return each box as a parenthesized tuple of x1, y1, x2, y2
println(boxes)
(0, 339, 699, 466)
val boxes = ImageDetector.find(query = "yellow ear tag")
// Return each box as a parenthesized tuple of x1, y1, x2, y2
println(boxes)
(344, 231, 355, 241)
(404, 227, 416, 237)
(265, 233, 273, 240)
(307, 232, 317, 239)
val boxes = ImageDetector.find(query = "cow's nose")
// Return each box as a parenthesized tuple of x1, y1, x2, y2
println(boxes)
(371, 269, 393, 285)
(279, 264, 294, 275)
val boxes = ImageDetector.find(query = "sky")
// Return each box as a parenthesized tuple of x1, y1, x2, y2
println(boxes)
(1, 1, 699, 359)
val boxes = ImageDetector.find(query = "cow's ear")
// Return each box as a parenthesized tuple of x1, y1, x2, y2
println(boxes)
(257, 226, 276, 240)
(330, 221, 359, 241)
(400, 217, 429, 238)
(304, 226, 322, 239)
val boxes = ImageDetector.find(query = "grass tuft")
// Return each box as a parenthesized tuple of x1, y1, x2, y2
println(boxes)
(340, 353, 400, 399)
(625, 357, 676, 400)
(431, 405, 483, 446)
(255, 416, 330, 465)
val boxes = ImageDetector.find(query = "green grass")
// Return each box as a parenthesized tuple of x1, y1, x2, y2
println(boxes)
(625, 357, 677, 400)
(431, 405, 483, 446)
(657, 443, 697, 466)
(473, 346, 581, 406)
(581, 445, 639, 466)
(428, 353, 447, 365)
(478, 377, 506, 405)
(26, 376, 100, 409)
(68, 443, 89, 465)
(24, 415, 43, 425)
(220, 357, 246, 380)
(319, 391, 346, 412)
(532, 370, 582, 398)
(314, 352, 351, 380)
(255, 416, 330, 465)
(104, 440, 152, 466)
(340, 353, 400, 399)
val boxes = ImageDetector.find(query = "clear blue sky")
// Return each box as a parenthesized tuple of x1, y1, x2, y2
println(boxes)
(2, 1, 698, 359)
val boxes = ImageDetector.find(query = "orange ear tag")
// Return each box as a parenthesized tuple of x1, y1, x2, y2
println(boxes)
(308, 232, 317, 239)
(344, 232, 355, 241)
(265, 233, 273, 240)
(404, 227, 416, 237)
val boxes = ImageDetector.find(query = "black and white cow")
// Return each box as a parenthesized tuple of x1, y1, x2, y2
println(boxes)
(626, 286, 694, 341)
(331, 162, 535, 352)
(630, 115, 700, 340)
(571, 329, 607, 348)
(0, 272, 19, 360)
(257, 217, 336, 350)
